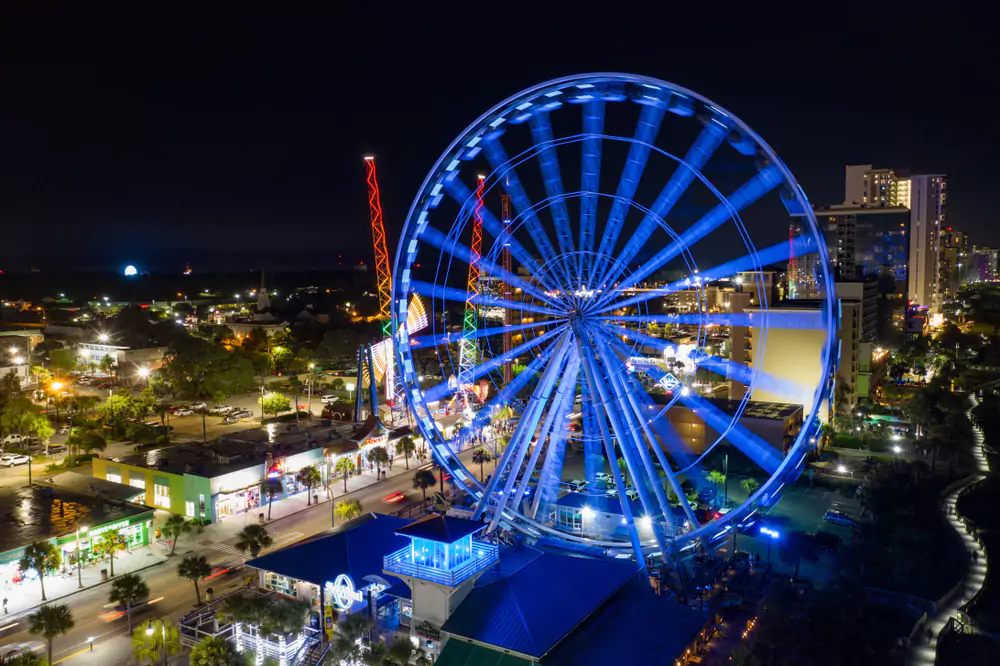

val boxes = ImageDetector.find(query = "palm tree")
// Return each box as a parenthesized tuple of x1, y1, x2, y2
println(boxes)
(367, 446, 390, 477)
(189, 635, 239, 666)
(162, 514, 191, 556)
(132, 620, 181, 665)
(740, 477, 761, 498)
(335, 457, 356, 493)
(235, 524, 273, 561)
(334, 499, 363, 523)
(296, 465, 322, 505)
(472, 447, 492, 481)
(413, 469, 436, 502)
(397, 436, 416, 469)
(96, 528, 128, 575)
(262, 477, 284, 520)
(108, 572, 149, 634)
(18, 541, 61, 601)
(707, 470, 727, 506)
(1, 652, 42, 666)
(177, 555, 212, 605)
(27, 604, 74, 666)
(617, 457, 629, 486)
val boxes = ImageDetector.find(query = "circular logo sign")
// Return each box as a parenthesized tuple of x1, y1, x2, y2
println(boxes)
(329, 574, 358, 611)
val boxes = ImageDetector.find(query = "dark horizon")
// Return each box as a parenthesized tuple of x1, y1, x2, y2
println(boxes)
(3, 7, 999, 273)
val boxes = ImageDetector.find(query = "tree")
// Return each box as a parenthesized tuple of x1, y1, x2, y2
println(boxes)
(108, 572, 149, 634)
(18, 541, 61, 601)
(31, 365, 53, 386)
(49, 348, 77, 373)
(189, 635, 240, 666)
(162, 514, 191, 556)
(397, 436, 416, 470)
(472, 447, 492, 481)
(177, 554, 212, 605)
(367, 446, 390, 477)
(296, 465, 322, 505)
(707, 470, 727, 506)
(259, 392, 291, 419)
(24, 414, 54, 455)
(617, 457, 629, 485)
(160, 336, 256, 399)
(27, 604, 74, 666)
(98, 354, 117, 377)
(334, 499, 363, 523)
(235, 524, 273, 560)
(335, 457, 356, 493)
(262, 477, 283, 520)
(1, 651, 42, 666)
(779, 530, 812, 577)
(132, 619, 181, 665)
(95, 529, 128, 576)
(413, 469, 436, 502)
(741, 477, 761, 498)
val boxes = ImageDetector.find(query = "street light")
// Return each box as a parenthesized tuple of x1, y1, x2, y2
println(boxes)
(892, 445, 903, 454)
(98, 332, 110, 343)
(12, 356, 23, 365)
(346, 383, 355, 404)
(145, 618, 168, 665)
(837, 464, 848, 474)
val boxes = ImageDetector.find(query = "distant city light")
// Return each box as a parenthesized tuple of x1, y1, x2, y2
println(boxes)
(892, 445, 903, 454)
(12, 356, 23, 365)
(837, 465, 848, 474)
(137, 367, 150, 378)
(124, 265, 138, 277)
(98, 333, 110, 343)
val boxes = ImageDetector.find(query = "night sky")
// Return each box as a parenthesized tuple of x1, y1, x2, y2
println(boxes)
(3, 6, 999, 273)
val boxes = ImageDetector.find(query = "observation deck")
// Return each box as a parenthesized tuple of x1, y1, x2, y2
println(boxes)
(383, 539, 499, 586)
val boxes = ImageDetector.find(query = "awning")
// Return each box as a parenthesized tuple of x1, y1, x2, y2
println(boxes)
(435, 640, 534, 666)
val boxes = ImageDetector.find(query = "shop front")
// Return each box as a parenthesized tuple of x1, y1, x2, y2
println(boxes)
(215, 485, 262, 520)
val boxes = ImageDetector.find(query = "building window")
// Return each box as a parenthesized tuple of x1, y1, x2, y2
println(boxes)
(154, 483, 171, 509)
(186, 500, 195, 517)
(106, 466, 121, 484)
(264, 572, 296, 597)
(129, 475, 145, 490)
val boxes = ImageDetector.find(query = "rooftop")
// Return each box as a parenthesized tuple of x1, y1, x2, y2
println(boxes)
(395, 515, 487, 543)
(653, 394, 802, 421)
(441, 547, 641, 659)
(245, 513, 412, 598)
(39, 471, 144, 502)
(111, 420, 357, 477)
(0, 484, 153, 559)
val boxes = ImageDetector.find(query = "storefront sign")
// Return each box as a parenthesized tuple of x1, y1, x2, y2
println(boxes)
(415, 621, 441, 641)
(326, 574, 363, 611)
(266, 457, 286, 479)
(363, 434, 388, 448)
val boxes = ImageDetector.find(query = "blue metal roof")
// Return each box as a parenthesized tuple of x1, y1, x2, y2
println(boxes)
(245, 513, 413, 598)
(395, 515, 487, 543)
(542, 577, 707, 665)
(441, 549, 641, 658)
(554, 492, 641, 515)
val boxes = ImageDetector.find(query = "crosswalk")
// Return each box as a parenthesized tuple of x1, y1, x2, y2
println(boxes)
(205, 530, 304, 559)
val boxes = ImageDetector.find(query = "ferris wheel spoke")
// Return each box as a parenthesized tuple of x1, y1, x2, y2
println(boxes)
(592, 103, 667, 284)
(409, 280, 567, 318)
(581, 395, 603, 486)
(576, 327, 663, 565)
(514, 353, 579, 512)
(591, 163, 784, 309)
(676, 391, 782, 475)
(527, 114, 577, 263)
(410, 319, 561, 350)
(478, 334, 575, 527)
(603, 310, 826, 330)
(579, 100, 605, 280)
(442, 174, 560, 293)
(481, 136, 575, 289)
(423, 324, 568, 404)
(595, 121, 730, 290)
(591, 234, 817, 315)
(415, 224, 566, 309)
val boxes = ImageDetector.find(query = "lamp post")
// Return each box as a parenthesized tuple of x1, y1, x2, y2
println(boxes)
(307, 363, 315, 416)
(76, 525, 89, 588)
(146, 618, 167, 666)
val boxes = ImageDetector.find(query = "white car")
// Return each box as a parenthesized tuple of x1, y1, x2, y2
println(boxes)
(175, 409, 194, 417)
(2, 434, 28, 446)
(190, 402, 207, 411)
(1, 454, 30, 467)
(321, 395, 340, 404)
(213, 405, 235, 414)
(565, 479, 588, 492)
(595, 472, 612, 483)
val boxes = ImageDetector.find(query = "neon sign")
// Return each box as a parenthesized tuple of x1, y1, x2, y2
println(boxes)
(326, 574, 363, 611)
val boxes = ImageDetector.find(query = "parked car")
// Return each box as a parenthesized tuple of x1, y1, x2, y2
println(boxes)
(321, 395, 340, 404)
(565, 479, 588, 492)
(223, 415, 241, 425)
(58, 424, 71, 435)
(823, 510, 858, 528)
(595, 472, 612, 483)
(175, 409, 194, 417)
(190, 402, 207, 411)
(233, 410, 254, 418)
(2, 434, 28, 447)
(624, 488, 640, 501)
(1, 454, 30, 467)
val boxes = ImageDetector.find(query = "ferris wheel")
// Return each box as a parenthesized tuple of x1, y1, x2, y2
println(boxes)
(390, 73, 837, 564)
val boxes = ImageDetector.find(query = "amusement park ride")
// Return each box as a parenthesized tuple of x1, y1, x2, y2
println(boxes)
(376, 74, 838, 570)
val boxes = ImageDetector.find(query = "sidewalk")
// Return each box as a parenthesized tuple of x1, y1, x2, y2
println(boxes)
(907, 395, 991, 666)
(6, 543, 169, 617)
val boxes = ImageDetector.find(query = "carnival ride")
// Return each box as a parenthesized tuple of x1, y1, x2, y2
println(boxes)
(390, 73, 837, 566)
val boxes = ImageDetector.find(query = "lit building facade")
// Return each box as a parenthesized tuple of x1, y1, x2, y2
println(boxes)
(937, 228, 967, 301)
(908, 174, 947, 313)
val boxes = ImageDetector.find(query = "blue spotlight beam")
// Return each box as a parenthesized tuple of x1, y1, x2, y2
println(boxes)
(410, 320, 560, 351)
(592, 103, 667, 285)
(591, 164, 784, 310)
(576, 331, 647, 569)
(442, 174, 560, 293)
(597, 121, 729, 289)
(416, 224, 564, 308)
(603, 310, 825, 330)
(423, 325, 566, 404)
(579, 100, 605, 279)
(593, 234, 816, 315)
(409, 280, 566, 318)
(677, 391, 782, 475)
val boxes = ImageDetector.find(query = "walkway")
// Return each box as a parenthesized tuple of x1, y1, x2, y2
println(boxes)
(908, 394, 990, 665)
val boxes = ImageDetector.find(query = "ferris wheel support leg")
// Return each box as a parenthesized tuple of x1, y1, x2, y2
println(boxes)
(576, 333, 648, 571)
(474, 334, 573, 525)
(581, 397, 602, 486)
(512, 357, 579, 512)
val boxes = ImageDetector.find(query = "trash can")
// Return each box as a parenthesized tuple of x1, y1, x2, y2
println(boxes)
(205, 587, 214, 603)
(100, 568, 108, 582)
(258, 512, 265, 525)
(313, 494, 318, 505)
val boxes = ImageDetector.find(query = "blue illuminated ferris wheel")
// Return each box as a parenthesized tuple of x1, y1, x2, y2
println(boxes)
(391, 74, 837, 564)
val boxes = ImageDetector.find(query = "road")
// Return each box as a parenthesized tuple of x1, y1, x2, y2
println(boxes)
(0, 446, 475, 664)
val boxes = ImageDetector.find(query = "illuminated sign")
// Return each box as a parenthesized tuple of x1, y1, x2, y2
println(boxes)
(266, 457, 286, 479)
(657, 373, 680, 391)
(326, 574, 363, 611)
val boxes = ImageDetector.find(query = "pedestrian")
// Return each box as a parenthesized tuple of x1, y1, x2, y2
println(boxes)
(3, 597, 7, 614)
